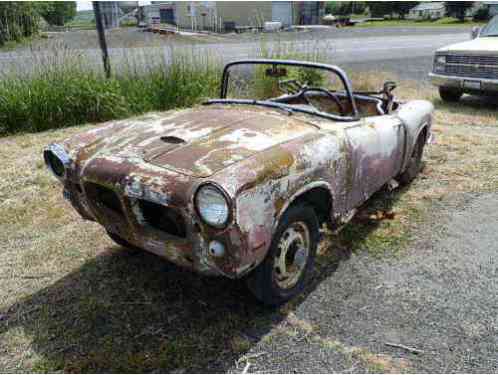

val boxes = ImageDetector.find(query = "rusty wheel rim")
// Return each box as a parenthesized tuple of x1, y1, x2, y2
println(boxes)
(273, 221, 310, 290)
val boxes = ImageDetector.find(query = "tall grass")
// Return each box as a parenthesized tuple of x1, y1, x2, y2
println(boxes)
(0, 45, 220, 135)
(0, 38, 332, 135)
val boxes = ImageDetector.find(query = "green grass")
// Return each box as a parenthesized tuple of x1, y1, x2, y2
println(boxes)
(0, 39, 330, 136)
(358, 17, 486, 28)
(0, 35, 40, 51)
(0, 49, 220, 135)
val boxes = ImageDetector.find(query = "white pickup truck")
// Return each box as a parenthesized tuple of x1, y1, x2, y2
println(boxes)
(429, 16, 498, 102)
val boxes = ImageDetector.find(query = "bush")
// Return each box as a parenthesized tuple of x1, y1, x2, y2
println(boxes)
(473, 7, 490, 21)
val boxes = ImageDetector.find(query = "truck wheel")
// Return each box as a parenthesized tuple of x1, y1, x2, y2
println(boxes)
(398, 134, 425, 185)
(106, 231, 141, 252)
(245, 203, 319, 306)
(439, 87, 462, 102)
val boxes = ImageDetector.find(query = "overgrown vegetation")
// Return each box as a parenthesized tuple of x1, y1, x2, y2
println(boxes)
(0, 38, 330, 135)
(0, 46, 220, 135)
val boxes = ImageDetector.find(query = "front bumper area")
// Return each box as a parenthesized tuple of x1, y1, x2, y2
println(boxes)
(429, 72, 498, 94)
(62, 156, 250, 278)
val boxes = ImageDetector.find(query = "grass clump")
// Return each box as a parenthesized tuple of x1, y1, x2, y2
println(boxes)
(0, 46, 220, 135)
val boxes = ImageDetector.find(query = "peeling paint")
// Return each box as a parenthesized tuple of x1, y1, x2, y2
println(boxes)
(46, 90, 433, 279)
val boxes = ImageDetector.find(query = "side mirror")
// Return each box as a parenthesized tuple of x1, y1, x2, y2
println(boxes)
(471, 26, 481, 39)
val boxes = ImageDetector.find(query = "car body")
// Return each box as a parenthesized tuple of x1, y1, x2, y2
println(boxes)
(429, 15, 498, 101)
(44, 59, 433, 304)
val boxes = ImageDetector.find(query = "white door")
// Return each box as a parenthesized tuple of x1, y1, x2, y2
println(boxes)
(272, 2, 293, 27)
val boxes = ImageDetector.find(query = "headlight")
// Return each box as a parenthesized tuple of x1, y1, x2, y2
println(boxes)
(195, 184, 230, 228)
(43, 144, 71, 180)
(435, 55, 446, 65)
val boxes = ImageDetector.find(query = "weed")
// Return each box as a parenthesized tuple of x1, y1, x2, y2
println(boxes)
(0, 44, 220, 135)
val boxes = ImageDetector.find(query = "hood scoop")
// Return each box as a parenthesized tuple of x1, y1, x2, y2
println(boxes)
(160, 135, 185, 144)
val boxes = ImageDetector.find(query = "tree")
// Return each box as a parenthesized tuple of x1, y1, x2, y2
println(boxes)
(326, 2, 366, 16)
(393, 2, 419, 19)
(473, 6, 490, 21)
(39, 1, 76, 26)
(446, 1, 474, 21)
(369, 2, 419, 19)
(0, 2, 40, 46)
(369, 2, 395, 18)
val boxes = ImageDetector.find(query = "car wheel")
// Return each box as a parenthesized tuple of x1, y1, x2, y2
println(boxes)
(398, 134, 425, 185)
(106, 231, 141, 252)
(439, 87, 462, 102)
(245, 203, 319, 306)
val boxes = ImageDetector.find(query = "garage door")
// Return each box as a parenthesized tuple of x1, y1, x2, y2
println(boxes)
(272, 2, 293, 26)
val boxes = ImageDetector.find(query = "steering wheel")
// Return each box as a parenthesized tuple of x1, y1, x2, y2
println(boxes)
(278, 79, 305, 95)
(301, 87, 346, 116)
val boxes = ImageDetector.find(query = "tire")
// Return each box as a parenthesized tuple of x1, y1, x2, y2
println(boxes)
(439, 87, 462, 102)
(398, 133, 425, 185)
(245, 203, 320, 306)
(106, 231, 141, 252)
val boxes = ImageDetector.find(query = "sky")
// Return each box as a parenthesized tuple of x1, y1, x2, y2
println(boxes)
(76, 1, 152, 12)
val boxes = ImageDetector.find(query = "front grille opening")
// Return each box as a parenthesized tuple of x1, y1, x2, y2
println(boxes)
(138, 200, 186, 238)
(85, 183, 123, 216)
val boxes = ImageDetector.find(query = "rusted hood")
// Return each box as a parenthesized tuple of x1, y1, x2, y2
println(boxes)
(92, 106, 317, 177)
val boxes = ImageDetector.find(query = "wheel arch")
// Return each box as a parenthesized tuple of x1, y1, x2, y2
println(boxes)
(273, 181, 334, 233)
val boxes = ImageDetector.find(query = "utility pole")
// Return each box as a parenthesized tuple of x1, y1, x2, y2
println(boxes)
(93, 1, 111, 78)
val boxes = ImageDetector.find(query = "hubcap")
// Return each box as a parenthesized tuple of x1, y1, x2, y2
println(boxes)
(273, 221, 311, 290)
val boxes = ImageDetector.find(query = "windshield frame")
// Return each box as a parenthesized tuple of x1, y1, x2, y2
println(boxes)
(480, 15, 498, 37)
(211, 59, 360, 122)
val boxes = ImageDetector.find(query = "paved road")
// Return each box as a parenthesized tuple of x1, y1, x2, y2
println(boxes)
(0, 27, 470, 82)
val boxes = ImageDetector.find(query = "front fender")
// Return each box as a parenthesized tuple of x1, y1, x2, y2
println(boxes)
(272, 180, 334, 232)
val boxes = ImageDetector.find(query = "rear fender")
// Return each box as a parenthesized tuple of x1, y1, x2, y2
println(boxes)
(396, 100, 434, 170)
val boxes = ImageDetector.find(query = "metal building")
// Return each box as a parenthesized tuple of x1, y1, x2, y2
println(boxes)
(99, 1, 120, 29)
(140, 1, 324, 32)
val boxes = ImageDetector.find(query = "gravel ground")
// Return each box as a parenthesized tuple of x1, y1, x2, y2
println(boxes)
(227, 192, 498, 373)
(21, 26, 474, 50)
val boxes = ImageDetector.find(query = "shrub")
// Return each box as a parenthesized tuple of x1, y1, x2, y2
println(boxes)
(473, 7, 490, 21)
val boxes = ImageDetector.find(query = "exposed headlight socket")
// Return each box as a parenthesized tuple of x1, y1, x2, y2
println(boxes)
(43, 143, 71, 181)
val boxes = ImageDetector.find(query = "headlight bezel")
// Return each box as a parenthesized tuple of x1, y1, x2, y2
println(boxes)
(194, 183, 232, 229)
(43, 143, 72, 181)
(434, 54, 447, 72)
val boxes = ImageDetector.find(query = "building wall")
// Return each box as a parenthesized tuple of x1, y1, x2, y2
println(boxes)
(154, 1, 323, 31)
(217, 2, 272, 28)
(100, 1, 120, 29)
(293, 2, 324, 25)
(175, 2, 220, 31)
(407, 7, 445, 20)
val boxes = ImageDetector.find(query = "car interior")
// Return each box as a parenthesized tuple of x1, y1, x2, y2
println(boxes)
(214, 60, 400, 120)
(271, 79, 399, 117)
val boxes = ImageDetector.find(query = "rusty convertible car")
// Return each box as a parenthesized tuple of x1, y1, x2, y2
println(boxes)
(44, 59, 433, 305)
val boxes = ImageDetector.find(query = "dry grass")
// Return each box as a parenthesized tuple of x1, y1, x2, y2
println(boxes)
(1, 76, 497, 372)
